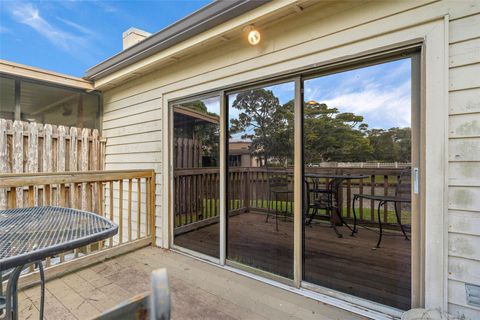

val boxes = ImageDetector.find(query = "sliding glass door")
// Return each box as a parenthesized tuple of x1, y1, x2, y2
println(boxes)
(170, 52, 420, 311)
(172, 96, 221, 258)
(302, 58, 414, 310)
(226, 82, 295, 279)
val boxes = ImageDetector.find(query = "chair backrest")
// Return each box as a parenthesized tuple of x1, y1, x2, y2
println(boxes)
(268, 175, 289, 188)
(265, 163, 290, 188)
(395, 168, 411, 199)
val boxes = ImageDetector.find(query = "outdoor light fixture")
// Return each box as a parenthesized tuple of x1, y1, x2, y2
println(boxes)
(245, 25, 260, 45)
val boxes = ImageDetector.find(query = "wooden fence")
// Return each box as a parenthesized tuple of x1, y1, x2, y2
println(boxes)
(173, 167, 411, 232)
(174, 137, 202, 169)
(309, 162, 411, 168)
(0, 170, 156, 278)
(0, 119, 105, 209)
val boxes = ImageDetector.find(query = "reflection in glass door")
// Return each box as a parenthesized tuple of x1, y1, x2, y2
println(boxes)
(227, 82, 295, 279)
(302, 58, 414, 310)
(172, 97, 220, 258)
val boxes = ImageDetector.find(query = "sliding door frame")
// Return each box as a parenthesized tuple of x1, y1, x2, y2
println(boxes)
(168, 93, 223, 265)
(165, 41, 431, 317)
(299, 51, 422, 315)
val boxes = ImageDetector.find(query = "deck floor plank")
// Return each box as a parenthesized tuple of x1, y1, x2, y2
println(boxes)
(17, 246, 366, 319)
(175, 211, 411, 310)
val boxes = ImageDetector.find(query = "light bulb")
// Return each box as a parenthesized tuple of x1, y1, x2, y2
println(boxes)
(247, 29, 261, 45)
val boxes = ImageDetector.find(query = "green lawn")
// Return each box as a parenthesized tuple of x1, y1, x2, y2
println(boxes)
(175, 198, 410, 227)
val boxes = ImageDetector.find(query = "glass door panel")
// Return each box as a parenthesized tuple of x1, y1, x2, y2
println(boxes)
(227, 82, 295, 279)
(302, 58, 414, 310)
(172, 97, 221, 258)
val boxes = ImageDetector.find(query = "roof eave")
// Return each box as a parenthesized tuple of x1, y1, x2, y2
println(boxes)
(85, 0, 270, 80)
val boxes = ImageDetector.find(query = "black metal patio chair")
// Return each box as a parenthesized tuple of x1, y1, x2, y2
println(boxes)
(0, 262, 45, 320)
(352, 168, 411, 248)
(265, 171, 293, 231)
(304, 176, 346, 238)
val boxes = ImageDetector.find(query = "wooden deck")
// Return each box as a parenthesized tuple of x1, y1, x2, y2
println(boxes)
(175, 212, 411, 310)
(17, 246, 367, 320)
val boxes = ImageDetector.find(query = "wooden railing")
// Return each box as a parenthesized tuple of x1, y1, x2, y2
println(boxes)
(0, 170, 156, 275)
(173, 167, 411, 232)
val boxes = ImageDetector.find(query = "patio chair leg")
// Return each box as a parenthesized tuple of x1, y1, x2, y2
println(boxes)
(36, 262, 45, 320)
(331, 219, 343, 238)
(351, 196, 358, 236)
(275, 194, 279, 231)
(307, 205, 317, 225)
(5, 265, 24, 320)
(394, 201, 409, 240)
(266, 192, 271, 223)
(335, 206, 354, 234)
(374, 201, 384, 249)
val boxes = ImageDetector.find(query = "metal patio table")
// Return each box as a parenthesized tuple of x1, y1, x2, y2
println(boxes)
(0, 206, 118, 320)
(303, 173, 370, 237)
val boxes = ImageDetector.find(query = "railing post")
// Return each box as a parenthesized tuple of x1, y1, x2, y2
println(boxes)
(151, 172, 156, 247)
(244, 169, 250, 212)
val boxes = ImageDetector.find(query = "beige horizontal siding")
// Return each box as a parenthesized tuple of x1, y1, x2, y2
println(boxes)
(449, 303, 480, 320)
(448, 187, 480, 212)
(106, 132, 162, 146)
(449, 63, 480, 91)
(448, 18, 480, 320)
(449, 210, 480, 236)
(448, 280, 480, 313)
(106, 141, 162, 154)
(449, 162, 480, 187)
(100, 1, 480, 317)
(449, 138, 480, 161)
(103, 120, 162, 138)
(449, 13, 480, 44)
(449, 233, 480, 260)
(449, 37, 480, 68)
(449, 113, 480, 138)
(103, 98, 161, 122)
(449, 88, 480, 115)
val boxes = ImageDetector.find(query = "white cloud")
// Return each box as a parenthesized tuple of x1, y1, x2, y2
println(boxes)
(56, 17, 94, 36)
(202, 97, 220, 116)
(322, 80, 411, 129)
(0, 25, 11, 33)
(305, 59, 412, 129)
(93, 1, 118, 13)
(9, 3, 86, 52)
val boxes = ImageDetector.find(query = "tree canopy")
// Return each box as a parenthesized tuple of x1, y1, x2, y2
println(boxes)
(229, 88, 411, 166)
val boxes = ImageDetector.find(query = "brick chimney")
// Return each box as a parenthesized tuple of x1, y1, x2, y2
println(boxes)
(122, 27, 151, 50)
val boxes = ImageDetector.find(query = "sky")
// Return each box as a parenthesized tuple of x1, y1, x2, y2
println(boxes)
(0, 0, 211, 77)
(304, 58, 411, 130)
(1, 1, 411, 132)
(227, 58, 411, 134)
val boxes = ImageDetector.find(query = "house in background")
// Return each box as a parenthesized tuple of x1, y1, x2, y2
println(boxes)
(1, 1, 480, 319)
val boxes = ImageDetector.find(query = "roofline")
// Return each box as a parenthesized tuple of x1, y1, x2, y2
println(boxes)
(85, 0, 270, 80)
(0, 59, 94, 90)
(173, 105, 219, 124)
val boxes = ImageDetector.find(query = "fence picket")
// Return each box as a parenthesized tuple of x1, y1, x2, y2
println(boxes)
(0, 121, 106, 208)
(13, 121, 23, 208)
(0, 120, 8, 209)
